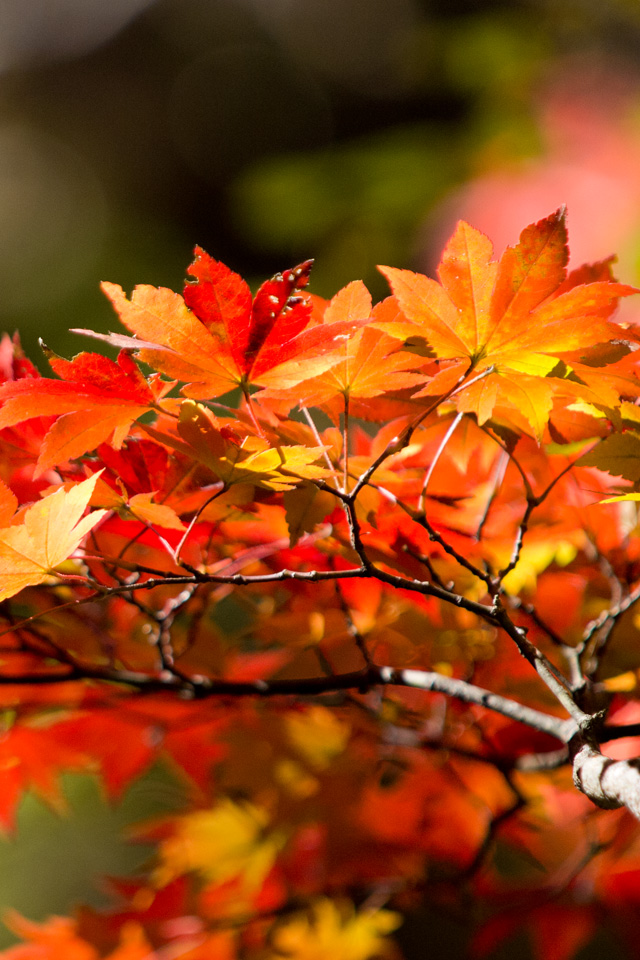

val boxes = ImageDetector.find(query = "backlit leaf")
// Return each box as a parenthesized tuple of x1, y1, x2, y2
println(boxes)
(0, 474, 106, 602)
(577, 432, 640, 482)
(267, 899, 401, 960)
(155, 799, 283, 891)
(98, 253, 367, 399)
(0, 349, 159, 474)
(379, 210, 638, 434)
(176, 400, 331, 490)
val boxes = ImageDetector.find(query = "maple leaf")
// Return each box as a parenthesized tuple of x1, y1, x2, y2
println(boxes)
(54, 701, 227, 798)
(379, 209, 638, 437)
(0, 473, 107, 602)
(473, 904, 597, 960)
(0, 912, 154, 960)
(91, 477, 185, 531)
(283, 482, 336, 548)
(0, 333, 40, 383)
(0, 720, 90, 830)
(266, 899, 401, 960)
(172, 400, 332, 491)
(0, 912, 98, 960)
(285, 706, 351, 770)
(576, 432, 640, 482)
(261, 280, 424, 414)
(155, 798, 284, 892)
(0, 349, 162, 475)
(93, 250, 367, 399)
(116, 491, 185, 530)
(0, 475, 18, 525)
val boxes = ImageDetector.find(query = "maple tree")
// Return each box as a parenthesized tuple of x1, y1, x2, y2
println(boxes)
(4, 208, 640, 958)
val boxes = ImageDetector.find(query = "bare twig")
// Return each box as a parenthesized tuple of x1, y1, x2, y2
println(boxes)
(417, 411, 463, 513)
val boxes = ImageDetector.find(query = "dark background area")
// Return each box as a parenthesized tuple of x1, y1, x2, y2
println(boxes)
(3, 0, 640, 362)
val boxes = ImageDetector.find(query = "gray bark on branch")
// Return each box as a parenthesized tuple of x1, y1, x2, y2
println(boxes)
(571, 739, 640, 817)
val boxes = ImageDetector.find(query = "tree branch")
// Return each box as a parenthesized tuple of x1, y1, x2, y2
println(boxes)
(0, 662, 573, 740)
(571, 737, 640, 816)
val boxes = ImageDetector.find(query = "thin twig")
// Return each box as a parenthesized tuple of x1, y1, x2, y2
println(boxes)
(350, 366, 495, 498)
(475, 448, 508, 541)
(343, 394, 350, 494)
(301, 406, 337, 478)
(335, 580, 373, 667)
(417, 411, 463, 513)
(172, 482, 226, 562)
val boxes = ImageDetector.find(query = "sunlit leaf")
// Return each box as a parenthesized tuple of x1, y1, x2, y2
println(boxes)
(0, 474, 106, 601)
(379, 210, 638, 435)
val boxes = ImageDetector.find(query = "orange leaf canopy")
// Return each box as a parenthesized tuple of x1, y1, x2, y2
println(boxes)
(0, 210, 638, 960)
(379, 209, 638, 437)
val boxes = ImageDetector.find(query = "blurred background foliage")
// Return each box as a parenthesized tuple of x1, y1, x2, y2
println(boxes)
(3, 0, 640, 953)
(2, 0, 640, 360)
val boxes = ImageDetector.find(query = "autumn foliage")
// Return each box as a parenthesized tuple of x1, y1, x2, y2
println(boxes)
(4, 209, 640, 958)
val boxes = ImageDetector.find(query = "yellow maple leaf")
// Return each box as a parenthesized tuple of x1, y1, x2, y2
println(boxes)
(285, 706, 351, 770)
(0, 474, 107, 602)
(267, 899, 401, 960)
(155, 798, 283, 891)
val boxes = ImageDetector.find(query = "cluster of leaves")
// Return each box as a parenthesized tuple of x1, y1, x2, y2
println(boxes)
(4, 210, 640, 959)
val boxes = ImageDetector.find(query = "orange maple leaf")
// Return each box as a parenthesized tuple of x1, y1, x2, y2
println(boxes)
(53, 700, 228, 798)
(0, 912, 154, 960)
(93, 250, 366, 400)
(379, 209, 638, 437)
(261, 280, 424, 414)
(91, 477, 185, 531)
